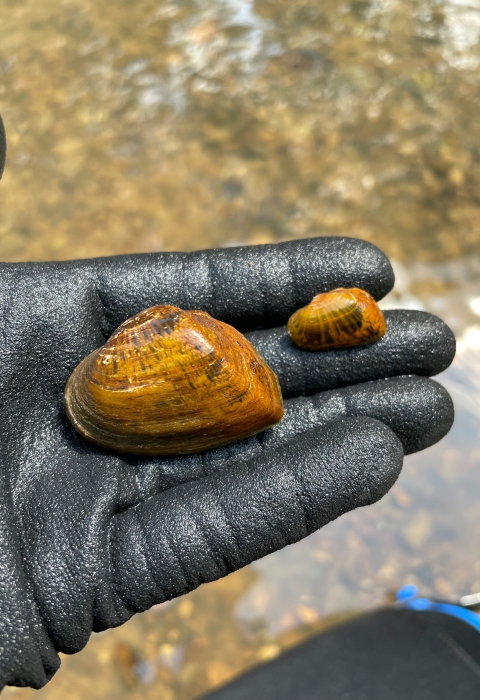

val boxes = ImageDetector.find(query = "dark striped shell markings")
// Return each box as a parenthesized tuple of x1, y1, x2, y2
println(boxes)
(287, 288, 386, 351)
(64, 305, 284, 455)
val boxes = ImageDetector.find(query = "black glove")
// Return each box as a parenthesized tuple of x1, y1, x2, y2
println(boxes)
(0, 235, 454, 690)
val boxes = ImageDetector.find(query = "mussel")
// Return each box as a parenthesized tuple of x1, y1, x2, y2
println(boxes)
(64, 305, 284, 456)
(287, 287, 386, 351)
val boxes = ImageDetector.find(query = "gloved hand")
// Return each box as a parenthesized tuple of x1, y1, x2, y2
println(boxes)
(0, 239, 455, 690)
(0, 120, 455, 690)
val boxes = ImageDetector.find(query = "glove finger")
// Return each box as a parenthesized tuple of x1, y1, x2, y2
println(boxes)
(264, 375, 453, 457)
(0, 116, 5, 180)
(111, 416, 403, 615)
(132, 375, 451, 495)
(247, 310, 456, 398)
(94, 237, 394, 333)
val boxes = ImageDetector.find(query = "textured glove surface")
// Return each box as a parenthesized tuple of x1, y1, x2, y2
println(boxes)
(0, 237, 455, 688)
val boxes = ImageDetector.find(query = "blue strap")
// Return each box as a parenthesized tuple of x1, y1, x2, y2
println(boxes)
(395, 585, 480, 634)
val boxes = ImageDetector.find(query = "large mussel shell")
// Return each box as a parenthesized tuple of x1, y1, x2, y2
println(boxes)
(287, 287, 386, 351)
(65, 305, 284, 455)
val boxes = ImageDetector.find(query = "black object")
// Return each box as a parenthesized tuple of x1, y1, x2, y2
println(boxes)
(0, 115, 5, 180)
(201, 608, 480, 700)
(0, 237, 455, 689)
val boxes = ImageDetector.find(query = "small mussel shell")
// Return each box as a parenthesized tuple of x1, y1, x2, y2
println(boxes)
(287, 288, 386, 351)
(64, 305, 284, 456)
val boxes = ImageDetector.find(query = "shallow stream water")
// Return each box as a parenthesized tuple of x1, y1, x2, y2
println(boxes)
(1, 1, 480, 698)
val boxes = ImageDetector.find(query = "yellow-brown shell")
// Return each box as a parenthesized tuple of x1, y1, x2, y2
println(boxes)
(64, 305, 284, 456)
(287, 288, 386, 351)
